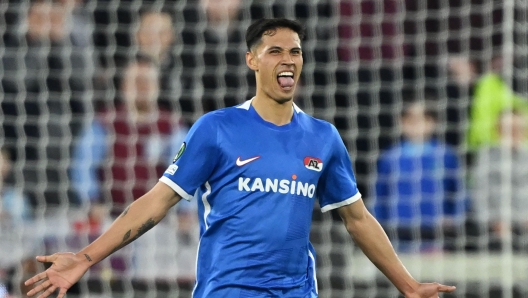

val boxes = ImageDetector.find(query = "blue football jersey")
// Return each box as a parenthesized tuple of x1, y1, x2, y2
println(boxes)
(160, 99, 361, 298)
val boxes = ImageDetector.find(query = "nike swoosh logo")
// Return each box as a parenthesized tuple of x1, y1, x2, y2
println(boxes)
(236, 156, 260, 166)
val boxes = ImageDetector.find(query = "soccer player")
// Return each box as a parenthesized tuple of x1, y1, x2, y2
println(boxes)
(25, 18, 456, 298)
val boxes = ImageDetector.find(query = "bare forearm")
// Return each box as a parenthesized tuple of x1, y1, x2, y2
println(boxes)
(346, 212, 418, 295)
(77, 198, 164, 265)
(77, 183, 180, 266)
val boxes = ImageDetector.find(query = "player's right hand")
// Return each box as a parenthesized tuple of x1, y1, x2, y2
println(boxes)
(25, 252, 90, 298)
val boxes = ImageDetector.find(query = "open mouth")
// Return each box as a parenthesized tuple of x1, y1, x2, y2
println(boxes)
(277, 71, 295, 90)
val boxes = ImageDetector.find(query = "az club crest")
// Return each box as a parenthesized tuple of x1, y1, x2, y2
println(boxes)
(304, 157, 323, 172)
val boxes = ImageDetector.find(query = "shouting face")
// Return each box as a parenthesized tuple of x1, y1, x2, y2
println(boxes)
(246, 27, 303, 104)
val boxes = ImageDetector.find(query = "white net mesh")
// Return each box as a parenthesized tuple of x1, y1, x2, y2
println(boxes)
(1, 0, 528, 297)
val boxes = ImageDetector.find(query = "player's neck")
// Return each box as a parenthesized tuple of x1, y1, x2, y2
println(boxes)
(251, 96, 294, 126)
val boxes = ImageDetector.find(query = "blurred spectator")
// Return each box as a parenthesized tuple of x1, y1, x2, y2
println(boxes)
(0, 147, 40, 297)
(134, 8, 174, 62)
(70, 55, 187, 215)
(470, 110, 528, 251)
(180, 0, 249, 120)
(91, 0, 179, 69)
(135, 7, 180, 112)
(467, 55, 528, 150)
(372, 99, 466, 252)
(1, 0, 93, 208)
(70, 55, 195, 291)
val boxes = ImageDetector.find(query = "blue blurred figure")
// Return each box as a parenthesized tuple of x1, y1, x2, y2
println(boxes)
(372, 99, 466, 252)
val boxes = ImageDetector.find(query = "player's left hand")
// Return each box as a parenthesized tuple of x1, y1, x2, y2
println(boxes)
(405, 282, 456, 298)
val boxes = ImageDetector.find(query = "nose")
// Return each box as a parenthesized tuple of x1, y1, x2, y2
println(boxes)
(281, 52, 295, 64)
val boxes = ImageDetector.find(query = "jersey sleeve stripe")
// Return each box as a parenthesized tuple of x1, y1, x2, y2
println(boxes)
(320, 192, 362, 213)
(201, 181, 212, 230)
(308, 249, 318, 294)
(159, 176, 194, 201)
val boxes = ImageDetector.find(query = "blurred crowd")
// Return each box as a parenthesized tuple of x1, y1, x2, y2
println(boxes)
(1, 0, 528, 297)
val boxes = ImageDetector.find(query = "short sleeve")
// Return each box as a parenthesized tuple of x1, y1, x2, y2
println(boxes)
(317, 126, 361, 212)
(160, 114, 219, 201)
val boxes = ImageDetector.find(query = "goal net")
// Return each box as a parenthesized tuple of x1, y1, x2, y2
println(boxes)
(1, 0, 527, 297)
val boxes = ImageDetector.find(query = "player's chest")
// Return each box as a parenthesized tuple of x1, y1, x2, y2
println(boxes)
(218, 130, 328, 183)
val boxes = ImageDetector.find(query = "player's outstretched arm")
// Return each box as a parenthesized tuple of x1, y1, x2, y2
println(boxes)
(337, 199, 456, 298)
(25, 182, 182, 298)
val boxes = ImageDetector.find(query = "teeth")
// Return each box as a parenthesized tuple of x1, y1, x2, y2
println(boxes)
(278, 72, 294, 77)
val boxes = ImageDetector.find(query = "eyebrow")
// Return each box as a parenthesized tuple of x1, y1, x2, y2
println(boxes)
(267, 46, 302, 52)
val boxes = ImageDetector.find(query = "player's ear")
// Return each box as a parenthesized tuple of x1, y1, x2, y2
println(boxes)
(246, 51, 258, 71)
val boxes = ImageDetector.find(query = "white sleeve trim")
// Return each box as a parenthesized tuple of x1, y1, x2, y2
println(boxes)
(320, 192, 362, 213)
(159, 176, 194, 201)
